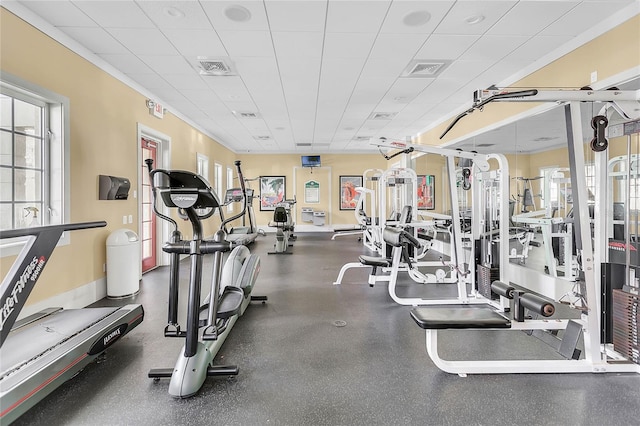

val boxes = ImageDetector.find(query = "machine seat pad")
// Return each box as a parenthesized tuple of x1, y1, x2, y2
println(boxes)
(410, 306, 511, 329)
(358, 255, 390, 267)
(217, 286, 245, 319)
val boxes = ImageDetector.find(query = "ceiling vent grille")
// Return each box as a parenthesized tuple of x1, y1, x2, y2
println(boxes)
(353, 136, 372, 142)
(254, 135, 271, 140)
(401, 60, 451, 78)
(234, 111, 260, 119)
(296, 143, 312, 147)
(197, 57, 235, 76)
(368, 112, 396, 120)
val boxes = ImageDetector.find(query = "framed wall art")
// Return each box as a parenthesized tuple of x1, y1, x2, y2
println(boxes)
(339, 175, 363, 210)
(259, 176, 285, 211)
(417, 175, 435, 210)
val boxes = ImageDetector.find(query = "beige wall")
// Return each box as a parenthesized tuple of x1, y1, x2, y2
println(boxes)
(0, 9, 235, 304)
(1, 7, 638, 307)
(416, 14, 640, 146)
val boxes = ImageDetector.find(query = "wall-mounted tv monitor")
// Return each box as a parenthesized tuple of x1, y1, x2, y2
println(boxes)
(301, 155, 321, 168)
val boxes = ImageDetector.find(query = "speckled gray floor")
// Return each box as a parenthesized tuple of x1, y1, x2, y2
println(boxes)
(13, 232, 640, 425)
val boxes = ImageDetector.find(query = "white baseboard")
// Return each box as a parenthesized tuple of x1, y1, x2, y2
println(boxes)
(18, 277, 107, 320)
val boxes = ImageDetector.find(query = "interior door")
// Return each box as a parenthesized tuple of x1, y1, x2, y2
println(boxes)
(141, 138, 157, 273)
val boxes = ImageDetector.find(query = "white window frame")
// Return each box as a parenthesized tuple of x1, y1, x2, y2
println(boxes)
(226, 166, 234, 213)
(214, 162, 223, 200)
(1, 73, 69, 257)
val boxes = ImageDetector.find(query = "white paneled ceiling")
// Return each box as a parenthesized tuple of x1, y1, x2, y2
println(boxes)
(4, 0, 639, 154)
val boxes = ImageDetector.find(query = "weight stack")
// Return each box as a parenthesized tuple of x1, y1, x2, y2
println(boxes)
(477, 265, 500, 300)
(612, 289, 639, 364)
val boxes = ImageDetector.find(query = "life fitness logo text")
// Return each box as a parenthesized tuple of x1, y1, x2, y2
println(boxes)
(1, 256, 46, 331)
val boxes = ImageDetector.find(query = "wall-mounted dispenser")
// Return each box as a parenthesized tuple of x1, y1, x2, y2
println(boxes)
(99, 175, 130, 200)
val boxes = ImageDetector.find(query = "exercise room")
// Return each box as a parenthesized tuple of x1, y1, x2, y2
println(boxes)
(1, 1, 639, 425)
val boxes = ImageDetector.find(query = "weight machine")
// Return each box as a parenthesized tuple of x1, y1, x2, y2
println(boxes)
(408, 86, 640, 375)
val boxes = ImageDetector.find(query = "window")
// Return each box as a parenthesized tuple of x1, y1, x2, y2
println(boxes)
(227, 166, 234, 213)
(214, 163, 223, 200)
(0, 75, 68, 244)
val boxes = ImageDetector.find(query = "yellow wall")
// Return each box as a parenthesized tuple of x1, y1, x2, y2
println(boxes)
(1, 7, 638, 307)
(417, 14, 640, 146)
(0, 9, 235, 303)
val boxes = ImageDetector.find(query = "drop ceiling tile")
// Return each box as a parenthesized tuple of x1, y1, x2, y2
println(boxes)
(507, 35, 574, 61)
(380, 0, 455, 34)
(459, 35, 529, 61)
(163, 74, 208, 91)
(20, 1, 96, 27)
(272, 32, 324, 59)
(487, 1, 578, 36)
(152, 87, 188, 102)
(369, 33, 427, 60)
(179, 88, 221, 102)
(325, 0, 390, 33)
(200, 0, 269, 31)
(204, 76, 253, 102)
(433, 1, 517, 35)
(540, 1, 630, 36)
(73, 0, 155, 28)
(323, 32, 378, 59)
(126, 73, 171, 90)
(98, 54, 154, 74)
(161, 29, 227, 57)
(138, 55, 195, 74)
(136, 1, 212, 30)
(264, 0, 327, 32)
(411, 78, 466, 104)
(57, 27, 128, 54)
(414, 34, 480, 60)
(439, 59, 496, 81)
(107, 28, 178, 55)
(383, 78, 435, 103)
(218, 31, 275, 57)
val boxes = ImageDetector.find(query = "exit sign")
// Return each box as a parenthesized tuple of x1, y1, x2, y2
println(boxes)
(151, 101, 164, 119)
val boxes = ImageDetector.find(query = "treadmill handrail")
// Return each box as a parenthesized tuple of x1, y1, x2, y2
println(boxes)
(0, 221, 107, 348)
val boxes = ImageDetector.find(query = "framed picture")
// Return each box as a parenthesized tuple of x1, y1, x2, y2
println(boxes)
(259, 176, 285, 211)
(340, 175, 363, 210)
(417, 175, 435, 210)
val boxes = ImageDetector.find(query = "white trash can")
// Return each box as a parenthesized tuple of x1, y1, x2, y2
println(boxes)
(106, 229, 140, 298)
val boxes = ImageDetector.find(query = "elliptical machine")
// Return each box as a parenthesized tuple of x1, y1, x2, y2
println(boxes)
(146, 160, 265, 398)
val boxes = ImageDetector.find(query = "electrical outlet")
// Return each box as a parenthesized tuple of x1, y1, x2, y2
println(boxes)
(122, 215, 127, 224)
(128, 215, 133, 224)
(590, 71, 597, 84)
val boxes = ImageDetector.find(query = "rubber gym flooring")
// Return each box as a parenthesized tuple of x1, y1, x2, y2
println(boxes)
(14, 232, 640, 425)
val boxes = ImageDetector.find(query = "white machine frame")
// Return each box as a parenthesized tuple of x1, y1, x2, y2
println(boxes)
(412, 87, 640, 375)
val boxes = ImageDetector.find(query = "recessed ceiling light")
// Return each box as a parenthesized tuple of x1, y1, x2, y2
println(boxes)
(163, 7, 184, 18)
(403, 10, 431, 27)
(465, 15, 485, 25)
(224, 5, 252, 22)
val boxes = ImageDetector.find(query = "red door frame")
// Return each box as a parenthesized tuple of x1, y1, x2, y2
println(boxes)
(141, 138, 157, 273)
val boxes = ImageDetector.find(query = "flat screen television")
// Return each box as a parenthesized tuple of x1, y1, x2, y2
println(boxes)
(301, 155, 321, 168)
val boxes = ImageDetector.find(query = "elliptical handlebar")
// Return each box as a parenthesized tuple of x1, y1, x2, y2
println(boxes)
(145, 159, 178, 229)
(220, 160, 248, 230)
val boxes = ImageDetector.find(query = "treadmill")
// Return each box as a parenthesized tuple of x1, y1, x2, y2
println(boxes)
(0, 222, 144, 424)
(223, 188, 259, 245)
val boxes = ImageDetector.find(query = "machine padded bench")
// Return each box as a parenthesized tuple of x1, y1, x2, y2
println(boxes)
(411, 305, 511, 330)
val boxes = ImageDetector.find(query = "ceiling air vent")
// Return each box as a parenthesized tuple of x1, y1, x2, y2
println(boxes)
(296, 143, 312, 147)
(234, 111, 260, 119)
(368, 112, 396, 120)
(353, 136, 372, 142)
(401, 60, 451, 78)
(197, 57, 235, 76)
(254, 135, 271, 140)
